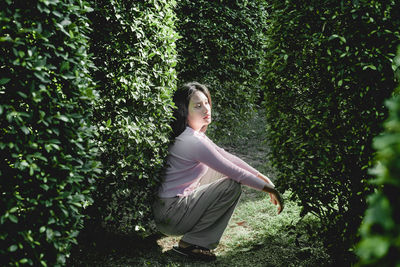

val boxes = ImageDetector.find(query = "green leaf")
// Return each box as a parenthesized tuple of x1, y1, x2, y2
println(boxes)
(9, 214, 18, 223)
(363, 65, 377, 70)
(57, 115, 69, 122)
(9, 207, 18, 213)
(46, 229, 53, 240)
(19, 258, 29, 264)
(17, 91, 28, 98)
(33, 72, 50, 83)
(21, 126, 30, 135)
(0, 78, 11, 85)
(9, 245, 18, 252)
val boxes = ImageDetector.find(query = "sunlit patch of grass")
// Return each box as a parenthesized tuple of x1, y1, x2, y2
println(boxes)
(154, 188, 330, 267)
(210, 188, 330, 267)
(230, 190, 300, 234)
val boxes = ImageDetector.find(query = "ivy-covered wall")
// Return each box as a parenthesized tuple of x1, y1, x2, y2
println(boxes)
(0, 1, 100, 265)
(262, 0, 400, 262)
(86, 0, 179, 237)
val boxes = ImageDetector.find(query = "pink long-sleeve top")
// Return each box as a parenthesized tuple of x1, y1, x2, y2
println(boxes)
(158, 127, 269, 198)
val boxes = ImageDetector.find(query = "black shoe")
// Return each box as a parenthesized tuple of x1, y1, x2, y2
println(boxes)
(172, 244, 217, 262)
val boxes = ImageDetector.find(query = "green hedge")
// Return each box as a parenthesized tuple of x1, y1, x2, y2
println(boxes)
(175, 0, 268, 138)
(86, 0, 178, 237)
(0, 0, 99, 266)
(356, 48, 400, 266)
(262, 0, 400, 262)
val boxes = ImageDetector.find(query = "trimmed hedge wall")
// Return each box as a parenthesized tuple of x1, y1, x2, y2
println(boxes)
(175, 0, 268, 138)
(262, 0, 400, 262)
(0, 0, 99, 266)
(356, 48, 400, 266)
(86, 0, 178, 237)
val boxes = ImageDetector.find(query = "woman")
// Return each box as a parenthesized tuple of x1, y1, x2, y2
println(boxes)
(153, 82, 283, 261)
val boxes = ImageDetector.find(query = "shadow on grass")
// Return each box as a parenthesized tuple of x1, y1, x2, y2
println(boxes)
(68, 226, 154, 266)
(68, 216, 331, 267)
(68, 228, 215, 266)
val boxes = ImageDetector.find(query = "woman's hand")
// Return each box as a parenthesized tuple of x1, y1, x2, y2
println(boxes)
(270, 190, 284, 214)
(262, 185, 284, 214)
(257, 173, 282, 212)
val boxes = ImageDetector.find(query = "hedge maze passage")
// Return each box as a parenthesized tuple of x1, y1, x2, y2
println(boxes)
(1, 0, 399, 266)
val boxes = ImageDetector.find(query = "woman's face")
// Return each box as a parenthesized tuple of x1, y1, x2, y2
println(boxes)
(187, 90, 211, 131)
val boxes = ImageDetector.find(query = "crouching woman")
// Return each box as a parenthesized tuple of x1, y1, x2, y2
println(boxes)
(153, 82, 283, 261)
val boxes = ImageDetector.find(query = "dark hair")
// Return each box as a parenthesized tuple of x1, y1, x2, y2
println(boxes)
(170, 82, 212, 139)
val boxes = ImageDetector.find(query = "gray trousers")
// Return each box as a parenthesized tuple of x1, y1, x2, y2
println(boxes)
(153, 169, 242, 249)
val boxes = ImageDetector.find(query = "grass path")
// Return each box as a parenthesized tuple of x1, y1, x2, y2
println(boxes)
(70, 111, 331, 266)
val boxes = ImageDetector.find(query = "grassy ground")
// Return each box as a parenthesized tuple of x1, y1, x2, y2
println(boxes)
(69, 111, 331, 266)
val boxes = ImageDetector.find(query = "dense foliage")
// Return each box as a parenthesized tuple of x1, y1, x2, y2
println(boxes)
(85, 0, 178, 237)
(356, 48, 400, 266)
(0, 0, 100, 266)
(175, 0, 268, 138)
(262, 0, 400, 262)
(3, 0, 400, 265)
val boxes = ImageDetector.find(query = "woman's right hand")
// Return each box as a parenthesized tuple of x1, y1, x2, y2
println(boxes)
(270, 190, 284, 214)
(262, 186, 284, 214)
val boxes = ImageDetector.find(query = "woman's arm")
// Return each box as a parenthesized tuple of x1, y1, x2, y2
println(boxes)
(193, 135, 284, 214)
(257, 173, 275, 187)
(206, 136, 275, 187)
(192, 138, 267, 191)
(205, 136, 260, 175)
